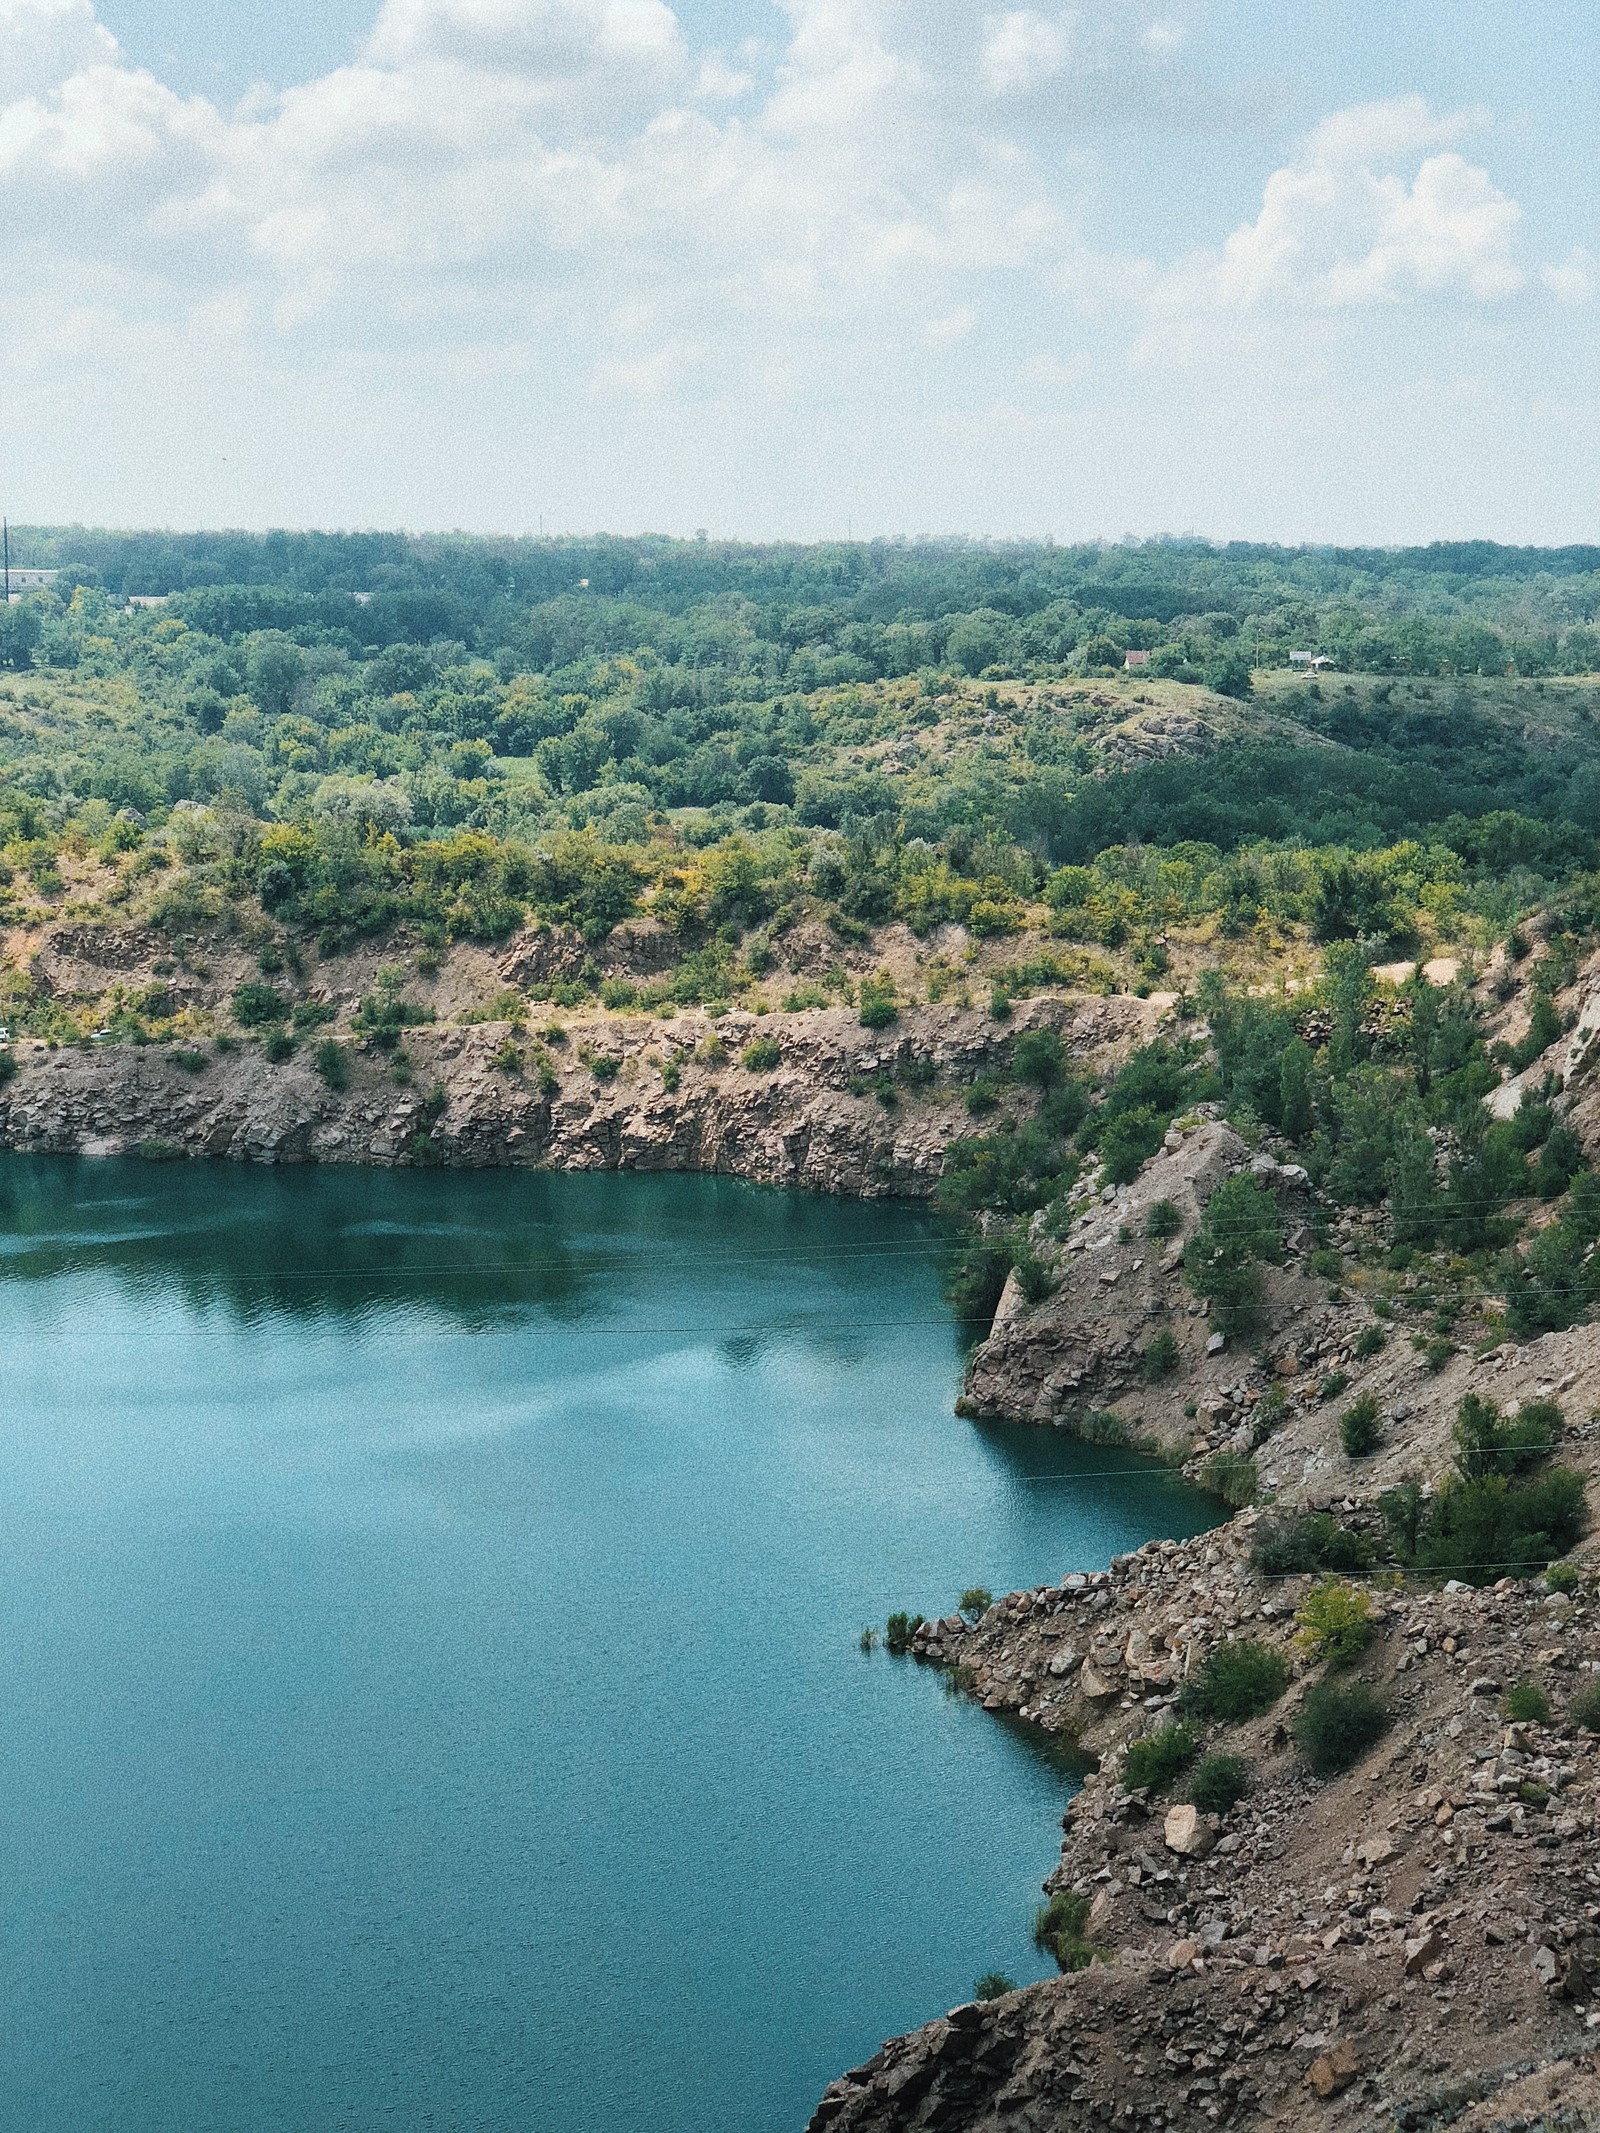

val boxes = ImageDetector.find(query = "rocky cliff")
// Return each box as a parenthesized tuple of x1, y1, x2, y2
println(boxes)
(0, 929, 1160, 1198)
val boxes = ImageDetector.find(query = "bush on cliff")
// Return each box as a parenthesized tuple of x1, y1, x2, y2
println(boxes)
(1183, 1173, 1283, 1336)
(1294, 1681, 1388, 1777)
(1033, 1890, 1099, 1972)
(1179, 1639, 1288, 1725)
(1250, 1510, 1370, 1577)
(1188, 1753, 1251, 1815)
(1142, 1326, 1181, 1380)
(1199, 1450, 1256, 1508)
(1382, 1393, 1589, 1583)
(1339, 1392, 1383, 1458)
(1293, 1578, 1374, 1666)
(1122, 1722, 1198, 1794)
(315, 1039, 351, 1091)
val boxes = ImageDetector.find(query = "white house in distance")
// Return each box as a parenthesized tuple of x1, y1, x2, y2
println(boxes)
(5, 566, 59, 601)
(1123, 649, 1152, 670)
(1289, 649, 1335, 670)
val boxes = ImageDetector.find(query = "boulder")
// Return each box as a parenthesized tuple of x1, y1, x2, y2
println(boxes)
(1163, 1804, 1215, 1858)
(1306, 2040, 1361, 2099)
(1403, 1928, 1444, 1976)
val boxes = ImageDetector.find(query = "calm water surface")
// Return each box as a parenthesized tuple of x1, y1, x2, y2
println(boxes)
(0, 1157, 1215, 2133)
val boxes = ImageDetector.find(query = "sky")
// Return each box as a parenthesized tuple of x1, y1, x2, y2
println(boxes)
(1, 0, 1597, 543)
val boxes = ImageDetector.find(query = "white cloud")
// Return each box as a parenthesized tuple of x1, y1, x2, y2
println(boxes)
(1141, 20, 1186, 54)
(981, 11, 1074, 97)
(1544, 247, 1596, 304)
(1161, 97, 1524, 313)
(926, 304, 977, 343)
(0, 0, 1589, 538)
(0, 0, 117, 103)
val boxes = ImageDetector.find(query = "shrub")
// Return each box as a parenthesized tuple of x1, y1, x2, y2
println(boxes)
(591, 1054, 620, 1082)
(858, 971, 898, 1029)
(1200, 1451, 1257, 1508)
(741, 1037, 782, 1071)
(1033, 1890, 1098, 1972)
(1339, 1393, 1383, 1459)
(1294, 1681, 1389, 1776)
(135, 1136, 184, 1161)
(1546, 1561, 1580, 1595)
(263, 1029, 296, 1063)
(973, 1972, 1017, 2002)
(959, 1587, 993, 1620)
(1251, 1384, 1288, 1444)
(1012, 1247, 1056, 1305)
(1011, 1026, 1067, 1089)
(1098, 1104, 1165, 1185)
(1569, 1683, 1600, 1734)
(1294, 1578, 1374, 1666)
(1122, 1722, 1198, 1794)
(1454, 1394, 1563, 1480)
(1354, 1325, 1387, 1358)
(1189, 1753, 1251, 1815)
(1181, 1639, 1289, 1724)
(1143, 1326, 1181, 1381)
(1146, 1199, 1182, 1240)
(1423, 1336, 1456, 1373)
(492, 1037, 523, 1075)
(1183, 1174, 1283, 1335)
(884, 1612, 925, 1655)
(231, 981, 287, 1027)
(1251, 1511, 1370, 1576)
(314, 1039, 351, 1091)
(946, 1238, 1017, 1327)
(1319, 1370, 1350, 1402)
(172, 1048, 208, 1074)
(964, 1076, 1002, 1116)
(1504, 1679, 1551, 1724)
(1309, 1248, 1342, 1281)
(1412, 1468, 1588, 1583)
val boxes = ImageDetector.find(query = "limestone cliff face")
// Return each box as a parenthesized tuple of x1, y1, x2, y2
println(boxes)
(0, 993, 1160, 1199)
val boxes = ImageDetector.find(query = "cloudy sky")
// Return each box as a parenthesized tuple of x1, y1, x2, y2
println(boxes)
(1, 0, 1595, 541)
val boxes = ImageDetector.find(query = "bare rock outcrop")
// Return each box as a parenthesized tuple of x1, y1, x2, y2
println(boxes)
(962, 1118, 1316, 1428)
(0, 993, 1161, 1199)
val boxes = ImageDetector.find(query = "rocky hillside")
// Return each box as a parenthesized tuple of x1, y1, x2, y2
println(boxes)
(814, 1519, 1600, 2133)
(814, 1042, 1600, 2133)
(0, 916, 1160, 1194)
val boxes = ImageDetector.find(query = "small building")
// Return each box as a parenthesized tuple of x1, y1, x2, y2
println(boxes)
(1123, 650, 1152, 670)
(126, 594, 169, 609)
(1289, 649, 1334, 670)
(4, 566, 58, 596)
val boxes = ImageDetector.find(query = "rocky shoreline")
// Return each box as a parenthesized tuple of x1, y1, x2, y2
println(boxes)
(812, 1510, 1600, 2133)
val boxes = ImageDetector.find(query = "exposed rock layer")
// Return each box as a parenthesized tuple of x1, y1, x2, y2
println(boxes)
(0, 991, 1159, 1196)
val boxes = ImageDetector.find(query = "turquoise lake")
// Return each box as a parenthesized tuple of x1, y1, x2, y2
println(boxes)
(0, 1157, 1216, 2132)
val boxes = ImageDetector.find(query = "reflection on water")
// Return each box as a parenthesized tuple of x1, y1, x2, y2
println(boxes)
(0, 1155, 1216, 2133)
